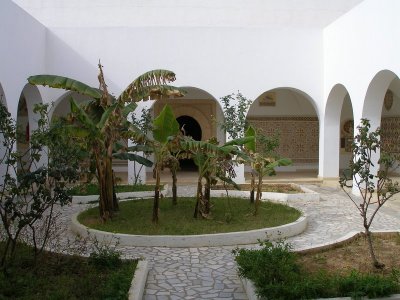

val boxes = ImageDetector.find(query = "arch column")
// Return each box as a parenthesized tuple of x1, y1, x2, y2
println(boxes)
(0, 83, 8, 184)
(17, 84, 44, 172)
(319, 84, 350, 184)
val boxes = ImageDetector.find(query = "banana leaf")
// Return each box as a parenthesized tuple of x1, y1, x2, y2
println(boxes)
(28, 75, 102, 99)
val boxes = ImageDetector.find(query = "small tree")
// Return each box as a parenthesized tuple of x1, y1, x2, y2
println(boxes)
(0, 102, 81, 269)
(220, 92, 252, 140)
(129, 107, 153, 185)
(339, 118, 400, 269)
(244, 126, 291, 214)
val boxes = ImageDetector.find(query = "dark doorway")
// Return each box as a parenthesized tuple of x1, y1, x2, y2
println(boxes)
(177, 116, 202, 171)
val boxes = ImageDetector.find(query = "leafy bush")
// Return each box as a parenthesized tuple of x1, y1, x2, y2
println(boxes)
(88, 237, 122, 269)
(233, 240, 399, 299)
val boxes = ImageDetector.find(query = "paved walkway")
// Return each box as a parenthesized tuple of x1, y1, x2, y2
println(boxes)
(58, 185, 400, 300)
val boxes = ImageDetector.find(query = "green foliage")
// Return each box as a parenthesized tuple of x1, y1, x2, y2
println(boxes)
(152, 104, 180, 143)
(244, 126, 256, 152)
(0, 102, 81, 268)
(220, 91, 252, 140)
(339, 118, 400, 268)
(88, 240, 122, 269)
(0, 241, 136, 300)
(28, 75, 102, 99)
(233, 240, 399, 299)
(29, 65, 184, 222)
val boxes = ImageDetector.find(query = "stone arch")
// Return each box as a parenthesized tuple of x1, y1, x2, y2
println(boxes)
(357, 70, 400, 187)
(0, 82, 7, 108)
(362, 69, 398, 129)
(320, 84, 353, 179)
(0, 82, 8, 182)
(247, 87, 319, 176)
(16, 84, 43, 172)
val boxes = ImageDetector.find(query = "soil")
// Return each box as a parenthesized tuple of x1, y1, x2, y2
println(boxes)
(297, 233, 400, 275)
(212, 183, 303, 193)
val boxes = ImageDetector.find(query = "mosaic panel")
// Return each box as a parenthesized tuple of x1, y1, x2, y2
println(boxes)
(381, 117, 400, 155)
(247, 117, 319, 163)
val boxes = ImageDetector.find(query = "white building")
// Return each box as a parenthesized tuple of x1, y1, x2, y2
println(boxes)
(1, 0, 399, 185)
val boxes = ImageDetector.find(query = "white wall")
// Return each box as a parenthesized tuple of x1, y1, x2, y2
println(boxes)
(324, 0, 400, 122)
(321, 0, 400, 179)
(0, 0, 46, 118)
(46, 26, 324, 111)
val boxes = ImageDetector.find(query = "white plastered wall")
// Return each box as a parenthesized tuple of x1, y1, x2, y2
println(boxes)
(45, 26, 324, 112)
(321, 0, 400, 182)
(0, 0, 46, 119)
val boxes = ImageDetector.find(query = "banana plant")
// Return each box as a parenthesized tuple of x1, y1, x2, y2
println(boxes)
(244, 126, 292, 216)
(180, 136, 253, 219)
(28, 64, 184, 222)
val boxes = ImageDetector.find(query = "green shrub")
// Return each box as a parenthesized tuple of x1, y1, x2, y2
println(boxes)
(88, 238, 122, 269)
(233, 240, 400, 299)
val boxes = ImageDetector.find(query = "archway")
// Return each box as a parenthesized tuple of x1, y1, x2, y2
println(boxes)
(380, 77, 400, 175)
(0, 82, 8, 182)
(16, 84, 43, 173)
(177, 115, 202, 171)
(145, 87, 224, 182)
(362, 70, 400, 178)
(321, 84, 353, 181)
(177, 115, 202, 141)
(247, 87, 319, 179)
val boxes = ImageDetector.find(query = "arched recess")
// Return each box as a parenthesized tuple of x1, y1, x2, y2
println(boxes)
(176, 115, 202, 171)
(321, 84, 354, 179)
(50, 91, 92, 121)
(246, 87, 319, 177)
(362, 70, 400, 177)
(0, 82, 8, 182)
(153, 86, 224, 142)
(16, 84, 43, 172)
(0, 82, 7, 108)
(149, 86, 224, 176)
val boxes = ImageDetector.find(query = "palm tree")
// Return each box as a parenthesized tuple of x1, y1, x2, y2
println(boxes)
(28, 63, 184, 221)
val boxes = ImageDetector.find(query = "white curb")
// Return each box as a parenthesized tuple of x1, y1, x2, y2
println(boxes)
(128, 260, 149, 300)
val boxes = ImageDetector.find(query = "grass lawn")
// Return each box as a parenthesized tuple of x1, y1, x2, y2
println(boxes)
(69, 183, 157, 195)
(0, 243, 137, 300)
(78, 197, 301, 235)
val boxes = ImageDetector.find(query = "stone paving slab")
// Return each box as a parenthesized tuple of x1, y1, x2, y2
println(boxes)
(55, 185, 400, 300)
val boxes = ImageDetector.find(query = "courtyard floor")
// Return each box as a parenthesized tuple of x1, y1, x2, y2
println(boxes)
(57, 185, 400, 300)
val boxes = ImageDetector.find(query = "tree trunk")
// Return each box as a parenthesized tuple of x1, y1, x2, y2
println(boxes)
(105, 156, 114, 213)
(112, 170, 119, 212)
(204, 177, 211, 215)
(194, 178, 203, 218)
(254, 173, 263, 216)
(97, 158, 108, 221)
(250, 171, 255, 204)
(365, 228, 385, 269)
(172, 168, 178, 205)
(152, 166, 160, 224)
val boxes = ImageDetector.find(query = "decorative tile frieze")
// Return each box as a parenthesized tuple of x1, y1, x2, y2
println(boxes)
(247, 117, 319, 163)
